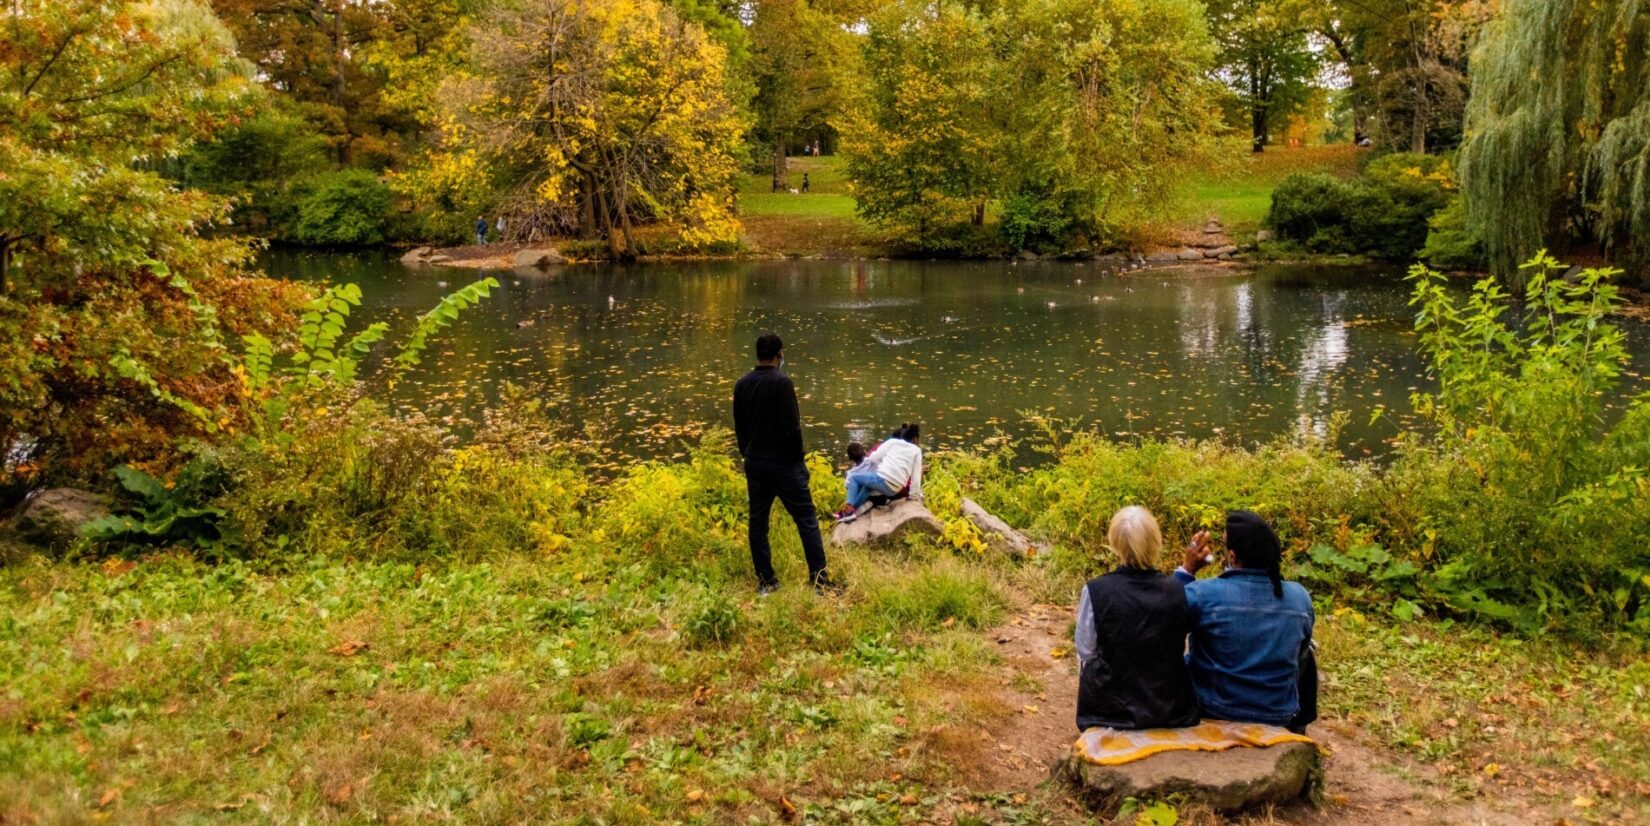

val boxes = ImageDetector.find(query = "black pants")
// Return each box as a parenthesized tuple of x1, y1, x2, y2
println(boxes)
(744, 458, 828, 584)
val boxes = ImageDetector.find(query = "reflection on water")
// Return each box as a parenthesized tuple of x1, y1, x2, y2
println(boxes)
(260, 249, 1648, 465)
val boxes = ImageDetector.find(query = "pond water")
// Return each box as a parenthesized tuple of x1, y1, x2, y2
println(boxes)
(262, 248, 1650, 467)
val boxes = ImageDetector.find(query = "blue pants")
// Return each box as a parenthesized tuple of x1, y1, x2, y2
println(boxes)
(846, 471, 896, 507)
(476, 230, 487, 245)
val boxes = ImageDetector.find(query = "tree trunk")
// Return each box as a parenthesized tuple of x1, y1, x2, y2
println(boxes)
(1252, 105, 1268, 153)
(972, 202, 985, 226)
(0, 241, 10, 296)
(771, 137, 787, 192)
(1411, 86, 1428, 153)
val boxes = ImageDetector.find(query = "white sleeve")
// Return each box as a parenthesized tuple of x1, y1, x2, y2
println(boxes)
(908, 451, 924, 501)
(1074, 586, 1097, 666)
(866, 441, 890, 463)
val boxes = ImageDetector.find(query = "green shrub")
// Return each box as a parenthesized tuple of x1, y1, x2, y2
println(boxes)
(292, 169, 392, 246)
(1267, 154, 1458, 260)
(1385, 254, 1650, 634)
(1420, 195, 1485, 270)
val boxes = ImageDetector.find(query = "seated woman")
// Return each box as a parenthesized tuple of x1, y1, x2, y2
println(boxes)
(1073, 506, 1201, 731)
(833, 423, 923, 522)
(1175, 511, 1316, 732)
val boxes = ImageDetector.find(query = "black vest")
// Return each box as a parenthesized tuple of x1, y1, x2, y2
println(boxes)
(1075, 567, 1201, 731)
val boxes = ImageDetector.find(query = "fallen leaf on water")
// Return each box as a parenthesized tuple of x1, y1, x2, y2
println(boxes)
(328, 640, 368, 657)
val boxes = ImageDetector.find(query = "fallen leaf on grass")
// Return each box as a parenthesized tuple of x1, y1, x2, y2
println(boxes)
(328, 782, 353, 805)
(686, 789, 705, 802)
(1049, 645, 1071, 659)
(98, 788, 119, 807)
(1022, 704, 1040, 714)
(1571, 796, 1594, 809)
(899, 793, 918, 805)
(328, 640, 369, 657)
(778, 794, 798, 821)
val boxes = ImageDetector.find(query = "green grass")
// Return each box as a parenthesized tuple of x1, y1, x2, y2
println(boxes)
(734, 156, 885, 256)
(1166, 142, 1368, 236)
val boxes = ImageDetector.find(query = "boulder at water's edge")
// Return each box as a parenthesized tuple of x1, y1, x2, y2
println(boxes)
(512, 248, 567, 269)
(831, 499, 943, 547)
(960, 497, 1034, 557)
(1053, 741, 1322, 814)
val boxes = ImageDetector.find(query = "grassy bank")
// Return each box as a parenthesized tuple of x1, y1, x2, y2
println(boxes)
(733, 147, 1367, 258)
(3, 434, 1648, 823)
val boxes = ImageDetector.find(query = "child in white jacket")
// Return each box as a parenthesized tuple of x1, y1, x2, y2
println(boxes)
(834, 424, 923, 522)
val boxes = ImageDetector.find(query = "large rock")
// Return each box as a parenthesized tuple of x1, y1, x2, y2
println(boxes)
(1144, 250, 1181, 264)
(1204, 245, 1239, 258)
(1054, 741, 1322, 815)
(831, 499, 943, 547)
(512, 247, 567, 269)
(9, 488, 111, 549)
(400, 246, 434, 265)
(1176, 248, 1204, 261)
(960, 497, 1034, 557)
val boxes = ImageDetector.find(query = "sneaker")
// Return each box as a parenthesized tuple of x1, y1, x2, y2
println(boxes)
(811, 572, 845, 596)
(832, 506, 858, 523)
(854, 501, 874, 516)
(757, 580, 780, 598)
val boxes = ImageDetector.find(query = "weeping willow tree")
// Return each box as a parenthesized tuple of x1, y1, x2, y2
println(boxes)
(1459, 0, 1650, 288)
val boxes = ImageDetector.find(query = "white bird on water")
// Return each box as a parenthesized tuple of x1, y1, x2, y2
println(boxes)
(436, 281, 448, 288)
(1046, 301, 1057, 309)
(607, 295, 616, 308)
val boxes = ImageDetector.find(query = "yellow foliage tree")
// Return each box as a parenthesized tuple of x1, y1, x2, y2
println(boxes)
(408, 0, 746, 254)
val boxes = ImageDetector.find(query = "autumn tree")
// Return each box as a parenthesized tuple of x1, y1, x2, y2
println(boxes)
(0, 0, 301, 484)
(748, 0, 856, 189)
(406, 0, 745, 254)
(1204, 0, 1318, 152)
(847, 0, 1219, 249)
(1460, 0, 1650, 287)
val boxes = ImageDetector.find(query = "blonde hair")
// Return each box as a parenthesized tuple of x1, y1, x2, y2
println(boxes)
(1107, 506, 1163, 569)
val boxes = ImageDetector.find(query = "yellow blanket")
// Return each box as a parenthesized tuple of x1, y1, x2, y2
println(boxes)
(1073, 720, 1316, 767)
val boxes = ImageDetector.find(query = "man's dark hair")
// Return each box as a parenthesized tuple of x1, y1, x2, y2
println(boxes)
(755, 332, 783, 362)
(847, 442, 865, 463)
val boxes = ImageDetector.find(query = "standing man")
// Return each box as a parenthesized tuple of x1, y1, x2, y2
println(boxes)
(733, 332, 837, 596)
(495, 214, 507, 241)
(474, 216, 488, 245)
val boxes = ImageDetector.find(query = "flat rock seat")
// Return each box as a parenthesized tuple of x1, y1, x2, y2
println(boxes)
(1053, 723, 1323, 814)
(830, 499, 942, 546)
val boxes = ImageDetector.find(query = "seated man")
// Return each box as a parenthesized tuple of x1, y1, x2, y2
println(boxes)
(1176, 511, 1316, 733)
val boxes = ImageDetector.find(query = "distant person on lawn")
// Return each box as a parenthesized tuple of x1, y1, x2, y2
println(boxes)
(1073, 506, 1201, 731)
(733, 333, 839, 596)
(833, 423, 923, 523)
(474, 216, 488, 245)
(1176, 511, 1317, 733)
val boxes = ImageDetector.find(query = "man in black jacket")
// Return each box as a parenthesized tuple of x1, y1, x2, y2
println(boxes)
(732, 333, 836, 595)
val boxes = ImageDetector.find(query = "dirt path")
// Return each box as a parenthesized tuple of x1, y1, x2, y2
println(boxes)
(975, 604, 1570, 824)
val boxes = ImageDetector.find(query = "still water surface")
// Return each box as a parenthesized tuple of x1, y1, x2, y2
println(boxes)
(263, 249, 1649, 465)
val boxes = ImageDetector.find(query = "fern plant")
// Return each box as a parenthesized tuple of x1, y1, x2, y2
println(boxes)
(241, 277, 497, 395)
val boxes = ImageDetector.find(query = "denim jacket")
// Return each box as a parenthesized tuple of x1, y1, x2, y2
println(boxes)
(1172, 567, 1314, 726)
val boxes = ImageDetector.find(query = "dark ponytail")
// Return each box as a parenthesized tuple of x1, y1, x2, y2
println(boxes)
(1225, 510, 1285, 599)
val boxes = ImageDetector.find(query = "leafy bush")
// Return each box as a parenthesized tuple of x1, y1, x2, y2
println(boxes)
(1419, 195, 1485, 270)
(82, 465, 232, 557)
(1384, 254, 1650, 633)
(291, 169, 392, 246)
(1267, 153, 1457, 260)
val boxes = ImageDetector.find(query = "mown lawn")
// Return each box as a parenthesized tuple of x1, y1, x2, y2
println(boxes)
(1165, 143, 1368, 237)
(735, 156, 884, 256)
